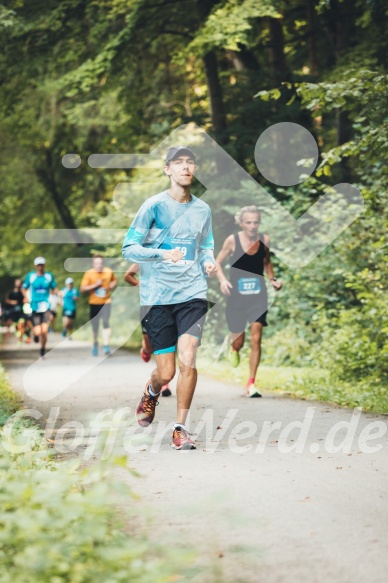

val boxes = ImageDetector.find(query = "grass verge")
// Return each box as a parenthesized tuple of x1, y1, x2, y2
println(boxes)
(0, 363, 19, 425)
(204, 351, 388, 414)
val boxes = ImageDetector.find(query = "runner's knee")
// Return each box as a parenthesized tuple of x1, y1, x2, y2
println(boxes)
(250, 332, 262, 346)
(232, 336, 244, 351)
(178, 351, 197, 370)
(156, 362, 175, 384)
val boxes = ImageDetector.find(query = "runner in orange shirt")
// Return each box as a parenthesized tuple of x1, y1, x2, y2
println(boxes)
(80, 255, 117, 356)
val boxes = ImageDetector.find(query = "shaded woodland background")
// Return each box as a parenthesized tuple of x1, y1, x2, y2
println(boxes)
(0, 0, 387, 407)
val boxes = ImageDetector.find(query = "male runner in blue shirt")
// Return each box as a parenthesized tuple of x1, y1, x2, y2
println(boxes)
(22, 257, 58, 358)
(122, 145, 217, 450)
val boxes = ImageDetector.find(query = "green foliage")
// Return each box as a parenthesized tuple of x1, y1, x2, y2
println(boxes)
(0, 421, 196, 582)
(0, 364, 19, 426)
(280, 371, 388, 414)
(0, 0, 387, 408)
(183, 0, 279, 55)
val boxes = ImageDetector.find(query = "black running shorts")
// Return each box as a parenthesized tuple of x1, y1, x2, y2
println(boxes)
(140, 306, 148, 335)
(89, 303, 111, 329)
(31, 311, 51, 327)
(141, 299, 208, 354)
(225, 302, 268, 333)
(63, 309, 76, 319)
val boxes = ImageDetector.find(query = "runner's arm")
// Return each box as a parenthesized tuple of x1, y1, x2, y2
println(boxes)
(122, 205, 165, 263)
(198, 211, 216, 271)
(80, 273, 101, 293)
(215, 236, 233, 285)
(124, 263, 140, 286)
(21, 276, 30, 301)
(5, 293, 18, 306)
(109, 272, 118, 290)
(263, 235, 282, 289)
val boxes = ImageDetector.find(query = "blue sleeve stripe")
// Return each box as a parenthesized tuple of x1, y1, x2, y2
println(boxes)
(124, 227, 146, 246)
(200, 231, 214, 249)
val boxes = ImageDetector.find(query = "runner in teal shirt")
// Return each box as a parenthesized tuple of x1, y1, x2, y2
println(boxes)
(22, 256, 57, 358)
(23, 270, 57, 313)
(62, 284, 79, 315)
(60, 277, 79, 337)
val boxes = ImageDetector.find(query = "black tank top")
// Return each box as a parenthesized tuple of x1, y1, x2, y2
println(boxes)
(231, 233, 265, 275)
(228, 234, 267, 303)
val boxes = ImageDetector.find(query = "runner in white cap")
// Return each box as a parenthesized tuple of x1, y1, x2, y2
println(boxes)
(22, 257, 58, 358)
(60, 277, 80, 338)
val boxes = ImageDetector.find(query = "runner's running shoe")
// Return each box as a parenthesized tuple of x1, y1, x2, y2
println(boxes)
(40, 347, 46, 358)
(171, 427, 196, 450)
(62, 329, 67, 337)
(161, 385, 172, 397)
(33, 335, 39, 343)
(91, 342, 98, 357)
(247, 379, 262, 398)
(140, 348, 151, 363)
(136, 380, 159, 427)
(103, 345, 111, 355)
(228, 349, 240, 368)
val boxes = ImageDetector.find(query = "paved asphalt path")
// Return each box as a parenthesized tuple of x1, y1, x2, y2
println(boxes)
(2, 333, 388, 583)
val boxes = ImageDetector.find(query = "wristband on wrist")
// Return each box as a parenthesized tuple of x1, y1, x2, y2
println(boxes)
(270, 277, 277, 282)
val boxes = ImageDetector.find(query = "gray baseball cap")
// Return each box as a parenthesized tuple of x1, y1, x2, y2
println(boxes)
(165, 145, 195, 163)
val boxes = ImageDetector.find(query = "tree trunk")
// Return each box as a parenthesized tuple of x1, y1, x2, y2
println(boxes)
(333, 0, 353, 160)
(202, 50, 227, 139)
(307, 0, 318, 76)
(197, 0, 228, 141)
(36, 148, 78, 232)
(229, 44, 260, 72)
(268, 17, 292, 87)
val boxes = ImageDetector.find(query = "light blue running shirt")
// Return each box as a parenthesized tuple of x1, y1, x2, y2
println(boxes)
(122, 190, 215, 306)
(23, 271, 57, 312)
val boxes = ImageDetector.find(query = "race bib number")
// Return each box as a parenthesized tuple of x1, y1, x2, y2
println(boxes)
(95, 287, 107, 298)
(237, 277, 261, 295)
(161, 237, 196, 265)
(37, 301, 50, 313)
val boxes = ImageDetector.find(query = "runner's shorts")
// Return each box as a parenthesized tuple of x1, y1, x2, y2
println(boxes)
(90, 304, 111, 328)
(31, 311, 51, 327)
(140, 306, 148, 335)
(63, 309, 76, 319)
(226, 300, 268, 333)
(9, 308, 24, 323)
(141, 299, 208, 354)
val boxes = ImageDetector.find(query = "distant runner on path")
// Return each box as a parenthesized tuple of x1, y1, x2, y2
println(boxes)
(4, 278, 24, 330)
(80, 255, 117, 356)
(4, 278, 31, 343)
(216, 206, 282, 397)
(122, 145, 217, 450)
(124, 263, 172, 397)
(60, 277, 80, 338)
(22, 257, 58, 358)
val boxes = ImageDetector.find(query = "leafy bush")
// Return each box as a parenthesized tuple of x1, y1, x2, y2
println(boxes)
(0, 421, 195, 583)
(281, 371, 388, 414)
(0, 364, 19, 425)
